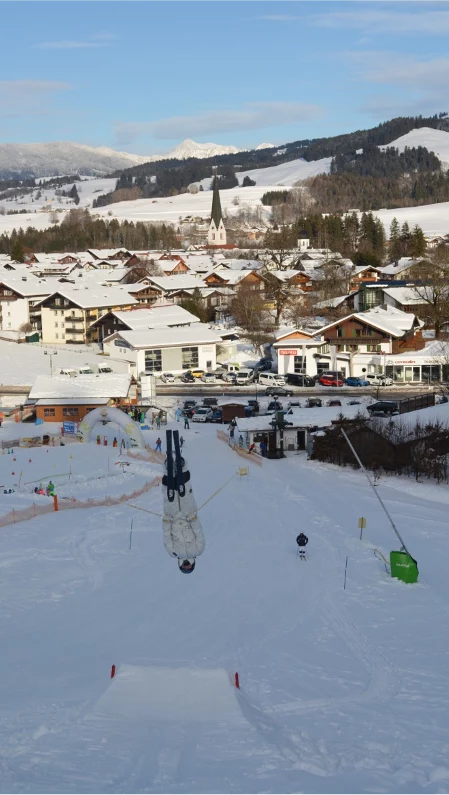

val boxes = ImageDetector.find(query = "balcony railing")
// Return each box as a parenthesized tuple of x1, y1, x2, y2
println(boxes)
(66, 316, 84, 323)
(65, 327, 85, 334)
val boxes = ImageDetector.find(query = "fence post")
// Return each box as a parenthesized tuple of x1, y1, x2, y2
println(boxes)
(53, 494, 58, 512)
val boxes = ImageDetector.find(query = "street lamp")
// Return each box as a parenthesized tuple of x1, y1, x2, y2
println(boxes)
(44, 350, 58, 376)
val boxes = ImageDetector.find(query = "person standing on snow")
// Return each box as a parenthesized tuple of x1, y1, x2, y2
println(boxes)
(296, 532, 309, 559)
(175, 407, 182, 422)
(184, 415, 190, 430)
(155, 437, 162, 452)
(180, 435, 184, 449)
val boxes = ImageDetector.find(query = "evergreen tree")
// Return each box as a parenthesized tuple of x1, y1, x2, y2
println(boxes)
(400, 221, 412, 256)
(10, 240, 25, 262)
(409, 224, 427, 258)
(389, 217, 401, 261)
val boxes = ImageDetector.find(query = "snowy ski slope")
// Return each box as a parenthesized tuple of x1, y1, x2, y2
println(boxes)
(1, 418, 449, 792)
(380, 126, 449, 167)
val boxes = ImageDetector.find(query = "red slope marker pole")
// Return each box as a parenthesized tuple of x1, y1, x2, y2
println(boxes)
(110, 664, 116, 679)
(234, 672, 240, 689)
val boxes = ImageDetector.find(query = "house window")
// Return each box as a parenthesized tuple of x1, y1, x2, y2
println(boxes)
(54, 310, 57, 316)
(55, 333, 59, 339)
(55, 298, 61, 306)
(4, 290, 12, 296)
(55, 322, 58, 328)
(144, 349, 162, 372)
(337, 328, 343, 337)
(44, 408, 55, 417)
(294, 355, 306, 373)
(63, 407, 78, 417)
(367, 344, 381, 352)
(182, 346, 199, 369)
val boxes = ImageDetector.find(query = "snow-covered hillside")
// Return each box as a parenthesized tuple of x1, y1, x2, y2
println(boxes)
(0, 176, 117, 215)
(380, 127, 449, 168)
(1, 417, 449, 792)
(237, 156, 332, 186)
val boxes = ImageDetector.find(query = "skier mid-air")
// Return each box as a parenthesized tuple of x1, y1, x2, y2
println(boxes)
(162, 429, 205, 574)
(296, 532, 309, 559)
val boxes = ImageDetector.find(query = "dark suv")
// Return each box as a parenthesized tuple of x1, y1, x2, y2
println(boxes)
(203, 397, 218, 407)
(265, 386, 293, 397)
(285, 373, 314, 387)
(367, 400, 399, 416)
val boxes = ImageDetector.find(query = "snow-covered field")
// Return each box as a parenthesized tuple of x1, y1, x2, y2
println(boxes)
(1, 414, 449, 793)
(381, 126, 449, 168)
(0, 340, 128, 387)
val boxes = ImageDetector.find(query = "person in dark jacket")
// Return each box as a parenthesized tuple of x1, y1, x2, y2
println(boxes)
(296, 532, 308, 558)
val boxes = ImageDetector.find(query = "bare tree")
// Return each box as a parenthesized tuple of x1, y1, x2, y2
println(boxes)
(123, 258, 162, 282)
(231, 284, 271, 334)
(411, 251, 449, 338)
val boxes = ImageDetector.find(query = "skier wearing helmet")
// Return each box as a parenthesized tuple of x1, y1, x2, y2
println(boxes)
(162, 429, 205, 573)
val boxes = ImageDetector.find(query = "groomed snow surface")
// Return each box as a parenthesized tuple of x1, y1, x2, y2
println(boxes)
(1, 413, 449, 793)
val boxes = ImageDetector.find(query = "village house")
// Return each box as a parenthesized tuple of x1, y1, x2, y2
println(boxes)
(102, 324, 222, 378)
(319, 305, 425, 378)
(36, 288, 138, 344)
(273, 327, 351, 379)
(89, 304, 200, 343)
(29, 373, 135, 423)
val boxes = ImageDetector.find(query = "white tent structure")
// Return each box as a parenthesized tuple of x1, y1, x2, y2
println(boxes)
(78, 406, 145, 448)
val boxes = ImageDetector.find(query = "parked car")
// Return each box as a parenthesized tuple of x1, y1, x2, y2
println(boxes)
(345, 377, 370, 387)
(203, 397, 218, 407)
(319, 374, 344, 387)
(183, 399, 197, 410)
(266, 400, 283, 412)
(366, 374, 394, 386)
(265, 386, 293, 397)
(306, 397, 323, 408)
(181, 371, 195, 383)
(247, 399, 260, 414)
(235, 368, 254, 386)
(327, 399, 342, 407)
(287, 400, 302, 409)
(258, 372, 286, 387)
(191, 406, 213, 422)
(367, 400, 399, 416)
(160, 372, 175, 384)
(190, 368, 205, 379)
(313, 370, 345, 383)
(201, 372, 216, 384)
(285, 373, 314, 387)
(182, 406, 196, 419)
(222, 371, 237, 383)
(210, 408, 223, 423)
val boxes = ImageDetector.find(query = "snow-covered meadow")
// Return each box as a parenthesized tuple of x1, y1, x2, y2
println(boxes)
(1, 413, 449, 793)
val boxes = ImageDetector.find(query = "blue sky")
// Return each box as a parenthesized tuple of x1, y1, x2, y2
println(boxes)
(2, 1, 449, 155)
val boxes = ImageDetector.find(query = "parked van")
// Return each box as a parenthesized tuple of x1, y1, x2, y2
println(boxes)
(235, 368, 254, 386)
(78, 365, 95, 375)
(60, 368, 77, 377)
(217, 362, 240, 378)
(258, 372, 286, 387)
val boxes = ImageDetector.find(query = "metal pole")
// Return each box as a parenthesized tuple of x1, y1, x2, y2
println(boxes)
(344, 556, 348, 590)
(341, 428, 412, 558)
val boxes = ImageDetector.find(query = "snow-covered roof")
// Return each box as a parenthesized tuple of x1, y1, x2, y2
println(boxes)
(30, 373, 132, 399)
(147, 275, 204, 291)
(274, 326, 315, 341)
(380, 257, 424, 276)
(36, 287, 139, 309)
(319, 305, 420, 337)
(105, 324, 222, 349)
(236, 404, 367, 432)
(86, 248, 131, 259)
(94, 305, 201, 330)
(381, 287, 427, 306)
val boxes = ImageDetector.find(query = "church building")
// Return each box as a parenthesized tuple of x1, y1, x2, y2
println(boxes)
(207, 179, 227, 247)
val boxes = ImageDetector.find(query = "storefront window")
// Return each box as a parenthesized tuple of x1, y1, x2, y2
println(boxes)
(422, 365, 441, 383)
(393, 366, 404, 382)
(182, 347, 199, 369)
(294, 356, 306, 373)
(144, 349, 162, 372)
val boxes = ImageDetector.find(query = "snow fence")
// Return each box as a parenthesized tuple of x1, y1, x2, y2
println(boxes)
(216, 430, 262, 466)
(0, 476, 161, 528)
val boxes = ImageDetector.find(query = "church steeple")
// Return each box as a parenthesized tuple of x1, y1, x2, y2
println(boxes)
(207, 176, 227, 246)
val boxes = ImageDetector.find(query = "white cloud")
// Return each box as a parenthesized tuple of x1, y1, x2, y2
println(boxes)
(115, 102, 323, 145)
(0, 80, 71, 119)
(307, 10, 449, 36)
(35, 32, 117, 49)
(347, 51, 449, 88)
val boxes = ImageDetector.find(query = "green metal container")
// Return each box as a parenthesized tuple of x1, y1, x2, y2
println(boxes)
(390, 550, 419, 584)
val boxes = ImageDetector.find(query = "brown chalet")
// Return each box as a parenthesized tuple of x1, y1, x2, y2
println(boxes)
(320, 307, 425, 356)
(204, 270, 264, 291)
